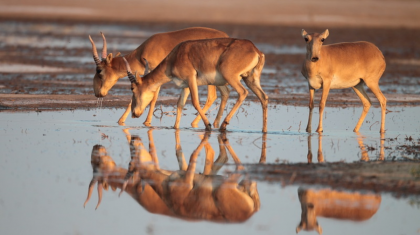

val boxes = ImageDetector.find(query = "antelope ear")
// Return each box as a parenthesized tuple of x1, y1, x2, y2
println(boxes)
(301, 29, 308, 38)
(106, 53, 113, 64)
(296, 224, 302, 234)
(321, 29, 329, 40)
(134, 72, 143, 85)
(316, 224, 323, 235)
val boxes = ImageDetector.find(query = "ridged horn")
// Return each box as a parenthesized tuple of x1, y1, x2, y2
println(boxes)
(123, 57, 138, 84)
(88, 35, 101, 66)
(100, 32, 107, 60)
(119, 171, 133, 197)
(83, 177, 98, 208)
(96, 182, 103, 210)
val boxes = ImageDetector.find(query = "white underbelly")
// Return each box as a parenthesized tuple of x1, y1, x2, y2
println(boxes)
(330, 75, 361, 89)
(197, 71, 227, 86)
(172, 72, 228, 88)
(172, 77, 188, 88)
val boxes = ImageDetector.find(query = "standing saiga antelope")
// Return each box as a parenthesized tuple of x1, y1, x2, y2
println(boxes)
(124, 38, 268, 132)
(89, 27, 230, 127)
(301, 29, 387, 133)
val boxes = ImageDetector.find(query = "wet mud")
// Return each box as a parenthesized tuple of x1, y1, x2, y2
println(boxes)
(1, 12, 420, 235)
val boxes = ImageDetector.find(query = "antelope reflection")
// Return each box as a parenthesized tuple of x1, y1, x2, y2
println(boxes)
(296, 187, 381, 234)
(307, 133, 385, 163)
(85, 130, 265, 222)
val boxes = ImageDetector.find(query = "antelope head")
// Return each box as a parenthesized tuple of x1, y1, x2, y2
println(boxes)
(301, 29, 329, 63)
(120, 135, 156, 196)
(122, 57, 154, 118)
(89, 32, 119, 97)
(296, 190, 323, 235)
(238, 179, 261, 211)
(84, 145, 118, 210)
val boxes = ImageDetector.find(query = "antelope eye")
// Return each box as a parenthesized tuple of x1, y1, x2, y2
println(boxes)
(96, 69, 102, 74)
(321, 38, 325, 42)
(130, 87, 134, 91)
(304, 38, 308, 42)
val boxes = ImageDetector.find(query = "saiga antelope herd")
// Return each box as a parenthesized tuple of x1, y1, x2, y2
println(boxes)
(89, 28, 387, 133)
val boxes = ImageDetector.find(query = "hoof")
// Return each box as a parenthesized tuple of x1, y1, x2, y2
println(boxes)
(191, 122, 199, 128)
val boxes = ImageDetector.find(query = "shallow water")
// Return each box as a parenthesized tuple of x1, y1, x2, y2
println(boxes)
(1, 102, 419, 235)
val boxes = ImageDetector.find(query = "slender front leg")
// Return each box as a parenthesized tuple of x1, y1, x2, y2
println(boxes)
(379, 132, 385, 161)
(117, 101, 132, 125)
(307, 134, 313, 163)
(210, 134, 228, 175)
(191, 85, 217, 128)
(306, 88, 315, 133)
(317, 134, 324, 162)
(175, 130, 187, 171)
(316, 82, 331, 133)
(356, 132, 369, 161)
(185, 132, 210, 184)
(147, 129, 160, 169)
(143, 86, 161, 126)
(203, 136, 215, 175)
(221, 134, 243, 182)
(259, 133, 267, 163)
(189, 78, 212, 131)
(174, 88, 190, 129)
(213, 85, 230, 128)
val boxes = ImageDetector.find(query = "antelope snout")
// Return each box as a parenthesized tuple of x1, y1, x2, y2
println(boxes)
(132, 110, 143, 119)
(311, 57, 319, 62)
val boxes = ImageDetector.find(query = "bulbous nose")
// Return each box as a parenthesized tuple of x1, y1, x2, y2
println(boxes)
(311, 57, 319, 62)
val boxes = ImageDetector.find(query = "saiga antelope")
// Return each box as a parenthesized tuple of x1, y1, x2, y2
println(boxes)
(296, 187, 381, 234)
(124, 38, 268, 132)
(84, 130, 262, 222)
(301, 29, 387, 133)
(89, 27, 230, 127)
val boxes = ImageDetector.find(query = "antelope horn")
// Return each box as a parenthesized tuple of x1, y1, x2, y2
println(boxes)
(88, 35, 101, 66)
(119, 171, 133, 197)
(122, 57, 138, 84)
(83, 177, 98, 208)
(100, 32, 107, 60)
(142, 58, 150, 77)
(95, 182, 103, 210)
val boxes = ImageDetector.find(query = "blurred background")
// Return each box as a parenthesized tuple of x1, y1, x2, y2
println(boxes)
(0, 0, 419, 28)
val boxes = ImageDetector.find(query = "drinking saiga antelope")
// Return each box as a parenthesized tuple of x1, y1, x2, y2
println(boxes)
(84, 130, 261, 222)
(301, 29, 387, 133)
(124, 38, 268, 132)
(296, 187, 381, 234)
(89, 27, 230, 127)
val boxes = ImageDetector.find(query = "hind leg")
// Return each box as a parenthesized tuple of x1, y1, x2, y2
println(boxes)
(191, 85, 217, 128)
(220, 79, 248, 132)
(365, 81, 387, 133)
(243, 77, 269, 133)
(352, 81, 372, 132)
(213, 85, 230, 128)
